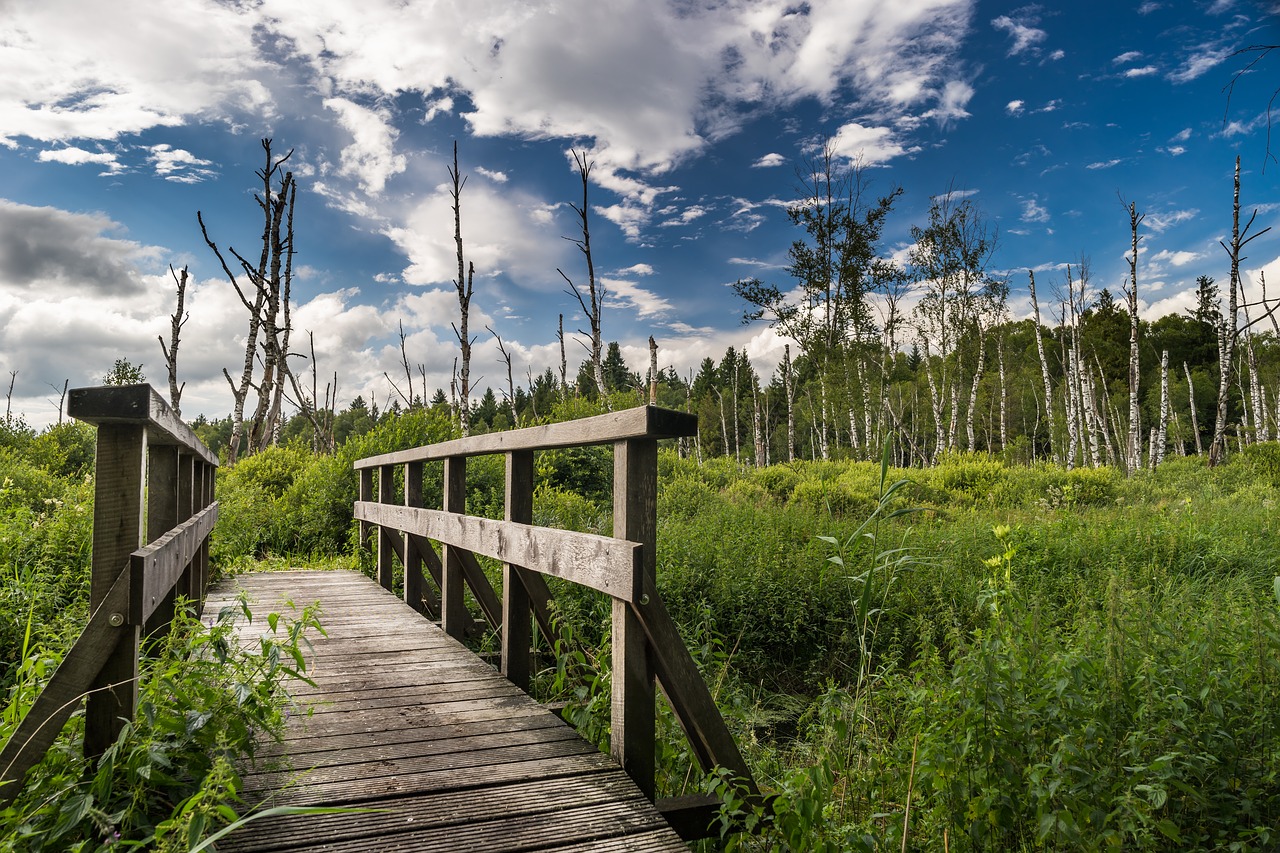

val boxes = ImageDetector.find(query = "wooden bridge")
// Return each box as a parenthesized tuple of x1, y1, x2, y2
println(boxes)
(0, 386, 758, 850)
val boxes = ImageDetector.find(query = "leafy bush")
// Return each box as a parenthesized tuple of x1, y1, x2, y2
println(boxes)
(0, 599, 322, 851)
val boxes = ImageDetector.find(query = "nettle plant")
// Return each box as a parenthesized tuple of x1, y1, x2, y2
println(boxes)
(0, 597, 323, 852)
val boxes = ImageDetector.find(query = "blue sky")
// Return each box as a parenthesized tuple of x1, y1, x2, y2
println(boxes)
(1, 0, 1277, 426)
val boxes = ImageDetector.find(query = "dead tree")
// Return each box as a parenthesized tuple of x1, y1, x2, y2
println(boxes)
(158, 264, 189, 415)
(1028, 271, 1058, 463)
(199, 138, 297, 462)
(1210, 156, 1273, 465)
(557, 150, 607, 407)
(46, 379, 68, 425)
(385, 320, 417, 409)
(557, 314, 568, 400)
(448, 141, 477, 436)
(283, 331, 337, 453)
(1120, 197, 1146, 474)
(4, 370, 14, 426)
(489, 326, 518, 425)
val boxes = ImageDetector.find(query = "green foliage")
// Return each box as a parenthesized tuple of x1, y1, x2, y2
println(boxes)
(0, 599, 322, 851)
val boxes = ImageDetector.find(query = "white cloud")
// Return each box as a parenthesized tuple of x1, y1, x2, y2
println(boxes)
(1151, 249, 1203, 267)
(1163, 145, 1187, 156)
(752, 152, 786, 168)
(829, 121, 915, 165)
(1113, 51, 1143, 65)
(148, 144, 216, 183)
(323, 97, 407, 194)
(1035, 99, 1061, 113)
(1145, 208, 1198, 233)
(1086, 159, 1122, 170)
(658, 205, 708, 227)
(1124, 65, 1159, 77)
(1172, 128, 1192, 142)
(0, 0, 272, 146)
(36, 146, 123, 174)
(476, 166, 509, 183)
(991, 14, 1047, 56)
(603, 277, 673, 318)
(1021, 198, 1050, 223)
(1169, 47, 1230, 83)
(1047, 49, 1065, 61)
(615, 263, 655, 277)
(1005, 99, 1025, 116)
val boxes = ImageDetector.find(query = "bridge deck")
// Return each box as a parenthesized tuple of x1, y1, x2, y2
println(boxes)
(204, 570, 687, 852)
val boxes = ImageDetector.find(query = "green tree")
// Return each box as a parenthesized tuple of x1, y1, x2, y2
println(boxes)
(103, 358, 146, 386)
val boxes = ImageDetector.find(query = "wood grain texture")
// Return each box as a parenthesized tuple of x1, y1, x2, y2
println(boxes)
(203, 570, 686, 852)
(354, 503, 640, 602)
(354, 405, 697, 468)
(129, 503, 218, 625)
(0, 571, 132, 804)
(67, 384, 217, 465)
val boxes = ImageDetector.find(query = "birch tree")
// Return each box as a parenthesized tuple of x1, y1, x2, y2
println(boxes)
(199, 138, 297, 462)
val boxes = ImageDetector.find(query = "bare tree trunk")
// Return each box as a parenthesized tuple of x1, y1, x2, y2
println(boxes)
(648, 336, 658, 405)
(783, 344, 796, 463)
(1122, 199, 1146, 474)
(1209, 156, 1273, 464)
(158, 264, 189, 415)
(5, 370, 16, 426)
(713, 387, 730, 458)
(558, 314, 568, 400)
(489, 326, 518, 425)
(199, 138, 296, 462)
(558, 151, 607, 407)
(997, 335, 1008, 452)
(965, 328, 985, 451)
(448, 141, 475, 436)
(1153, 349, 1170, 468)
(1028, 271, 1058, 463)
(1184, 362, 1203, 455)
(752, 381, 764, 467)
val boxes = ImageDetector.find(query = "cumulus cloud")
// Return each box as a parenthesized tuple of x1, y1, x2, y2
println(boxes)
(0, 0, 272, 146)
(323, 97, 407, 194)
(36, 146, 124, 174)
(1113, 51, 1144, 65)
(1006, 99, 1025, 116)
(830, 121, 916, 165)
(1150, 249, 1203, 267)
(1125, 65, 1159, 77)
(752, 152, 786, 168)
(475, 166, 509, 182)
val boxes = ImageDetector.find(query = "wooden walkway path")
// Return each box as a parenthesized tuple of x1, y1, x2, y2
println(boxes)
(204, 569, 689, 852)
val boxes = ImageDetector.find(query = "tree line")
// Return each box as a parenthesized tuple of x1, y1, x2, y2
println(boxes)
(174, 139, 1274, 472)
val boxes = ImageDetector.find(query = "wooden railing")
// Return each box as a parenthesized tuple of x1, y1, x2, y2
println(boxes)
(353, 405, 758, 832)
(0, 385, 218, 803)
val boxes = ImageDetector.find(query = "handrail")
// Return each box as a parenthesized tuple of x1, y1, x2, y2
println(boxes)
(352, 404, 758, 834)
(0, 385, 218, 804)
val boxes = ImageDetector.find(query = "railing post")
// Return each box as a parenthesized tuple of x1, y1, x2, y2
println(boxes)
(612, 437, 658, 800)
(502, 450, 534, 690)
(404, 461, 429, 615)
(377, 465, 395, 591)
(176, 452, 195, 602)
(85, 423, 147, 757)
(358, 467, 374, 561)
(145, 445, 179, 635)
(441, 456, 469, 639)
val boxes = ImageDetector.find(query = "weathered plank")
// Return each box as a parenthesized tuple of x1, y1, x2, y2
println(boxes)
(67, 383, 217, 464)
(0, 571, 132, 804)
(129, 503, 218, 625)
(209, 570, 687, 851)
(354, 503, 640, 602)
(353, 405, 697, 468)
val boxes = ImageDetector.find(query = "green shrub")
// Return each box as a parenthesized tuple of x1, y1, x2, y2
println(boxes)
(1239, 441, 1280, 487)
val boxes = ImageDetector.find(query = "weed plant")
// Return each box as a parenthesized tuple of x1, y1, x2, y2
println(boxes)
(0, 598, 321, 852)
